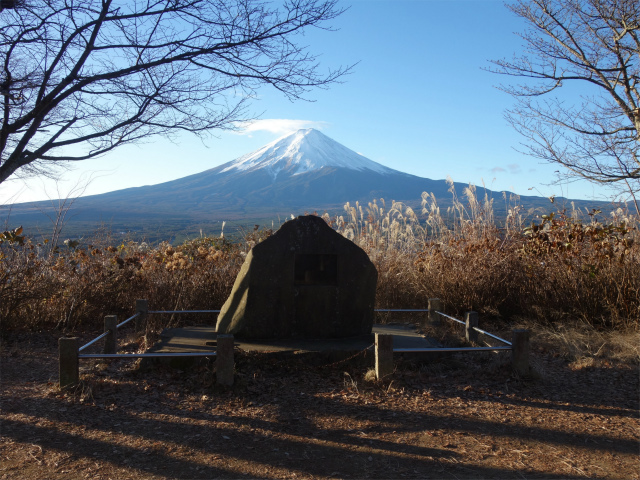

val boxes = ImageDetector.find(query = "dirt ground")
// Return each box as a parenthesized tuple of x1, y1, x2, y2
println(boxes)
(1, 331, 639, 480)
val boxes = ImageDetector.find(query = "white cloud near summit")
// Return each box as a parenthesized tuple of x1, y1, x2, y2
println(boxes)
(237, 119, 329, 135)
(490, 164, 522, 175)
(507, 164, 522, 174)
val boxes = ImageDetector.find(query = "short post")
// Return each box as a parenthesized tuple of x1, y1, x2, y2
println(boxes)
(512, 329, 530, 376)
(216, 334, 234, 386)
(375, 333, 394, 380)
(59, 337, 79, 388)
(104, 315, 118, 354)
(465, 311, 479, 343)
(428, 298, 441, 326)
(135, 299, 148, 332)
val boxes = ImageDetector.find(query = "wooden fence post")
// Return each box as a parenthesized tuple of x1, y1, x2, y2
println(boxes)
(104, 315, 117, 354)
(216, 334, 234, 386)
(135, 299, 148, 332)
(512, 329, 530, 376)
(375, 333, 394, 380)
(59, 337, 79, 388)
(465, 311, 479, 343)
(428, 298, 441, 326)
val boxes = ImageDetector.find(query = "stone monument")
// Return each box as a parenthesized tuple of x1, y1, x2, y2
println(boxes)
(216, 215, 377, 338)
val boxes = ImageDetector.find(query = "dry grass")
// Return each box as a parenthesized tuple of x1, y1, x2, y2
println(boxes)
(530, 320, 640, 367)
(1, 182, 638, 341)
(2, 185, 639, 480)
(0, 233, 245, 331)
(329, 181, 639, 332)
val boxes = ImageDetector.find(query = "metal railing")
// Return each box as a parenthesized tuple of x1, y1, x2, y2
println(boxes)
(374, 307, 513, 353)
(375, 309, 429, 313)
(78, 313, 140, 353)
(395, 346, 511, 353)
(60, 298, 530, 387)
(73, 304, 516, 357)
(148, 310, 220, 314)
(77, 330, 109, 353)
(437, 312, 466, 326)
(373, 304, 529, 379)
(59, 300, 235, 389)
(78, 313, 140, 355)
(76, 303, 221, 360)
(472, 324, 512, 347)
(117, 312, 141, 329)
(434, 310, 513, 352)
(78, 352, 219, 359)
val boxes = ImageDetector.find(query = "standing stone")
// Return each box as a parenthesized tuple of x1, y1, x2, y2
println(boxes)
(59, 337, 79, 388)
(216, 215, 377, 338)
(216, 334, 235, 386)
(465, 311, 479, 343)
(104, 315, 117, 354)
(428, 298, 442, 326)
(512, 329, 530, 376)
(375, 333, 394, 379)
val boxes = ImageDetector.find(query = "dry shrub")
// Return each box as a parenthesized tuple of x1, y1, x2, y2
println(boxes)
(331, 180, 639, 331)
(530, 319, 640, 366)
(327, 199, 426, 309)
(1, 186, 638, 335)
(0, 230, 244, 332)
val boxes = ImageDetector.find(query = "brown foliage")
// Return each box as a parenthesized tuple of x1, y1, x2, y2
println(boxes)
(332, 187, 639, 330)
(1, 187, 638, 333)
(0, 234, 243, 331)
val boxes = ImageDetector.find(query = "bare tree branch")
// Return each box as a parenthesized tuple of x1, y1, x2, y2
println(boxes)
(487, 0, 640, 212)
(0, 0, 351, 184)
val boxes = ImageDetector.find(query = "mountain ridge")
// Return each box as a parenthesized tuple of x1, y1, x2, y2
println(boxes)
(3, 129, 611, 241)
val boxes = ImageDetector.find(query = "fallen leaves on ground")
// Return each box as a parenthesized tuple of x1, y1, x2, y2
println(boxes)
(0, 333, 638, 479)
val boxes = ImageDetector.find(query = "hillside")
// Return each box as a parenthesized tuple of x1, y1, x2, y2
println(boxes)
(2, 129, 612, 241)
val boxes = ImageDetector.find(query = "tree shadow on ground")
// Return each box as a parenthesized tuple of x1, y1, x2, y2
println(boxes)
(2, 346, 637, 479)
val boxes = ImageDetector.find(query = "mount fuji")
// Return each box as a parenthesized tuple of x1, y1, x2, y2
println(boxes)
(140, 128, 448, 207)
(4, 129, 590, 240)
(222, 128, 395, 178)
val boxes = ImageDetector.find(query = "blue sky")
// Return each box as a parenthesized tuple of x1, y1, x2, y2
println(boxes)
(1, 0, 609, 205)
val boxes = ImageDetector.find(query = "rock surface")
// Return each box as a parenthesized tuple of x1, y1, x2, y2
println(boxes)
(216, 215, 377, 338)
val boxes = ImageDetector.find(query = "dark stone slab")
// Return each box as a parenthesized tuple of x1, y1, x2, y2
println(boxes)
(216, 215, 377, 339)
(141, 324, 443, 369)
(138, 326, 217, 370)
(148, 323, 438, 353)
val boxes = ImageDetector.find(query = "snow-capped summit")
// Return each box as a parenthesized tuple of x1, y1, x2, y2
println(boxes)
(221, 129, 394, 180)
(9, 127, 573, 237)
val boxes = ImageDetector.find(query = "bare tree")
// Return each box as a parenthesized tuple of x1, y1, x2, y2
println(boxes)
(0, 0, 349, 185)
(489, 0, 639, 213)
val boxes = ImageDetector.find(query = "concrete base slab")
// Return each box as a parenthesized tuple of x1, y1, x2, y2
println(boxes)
(146, 323, 439, 356)
(139, 323, 443, 369)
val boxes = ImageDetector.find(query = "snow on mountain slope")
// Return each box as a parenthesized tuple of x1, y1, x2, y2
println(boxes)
(221, 129, 394, 180)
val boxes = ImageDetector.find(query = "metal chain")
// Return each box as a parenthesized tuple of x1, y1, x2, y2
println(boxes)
(318, 343, 375, 369)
